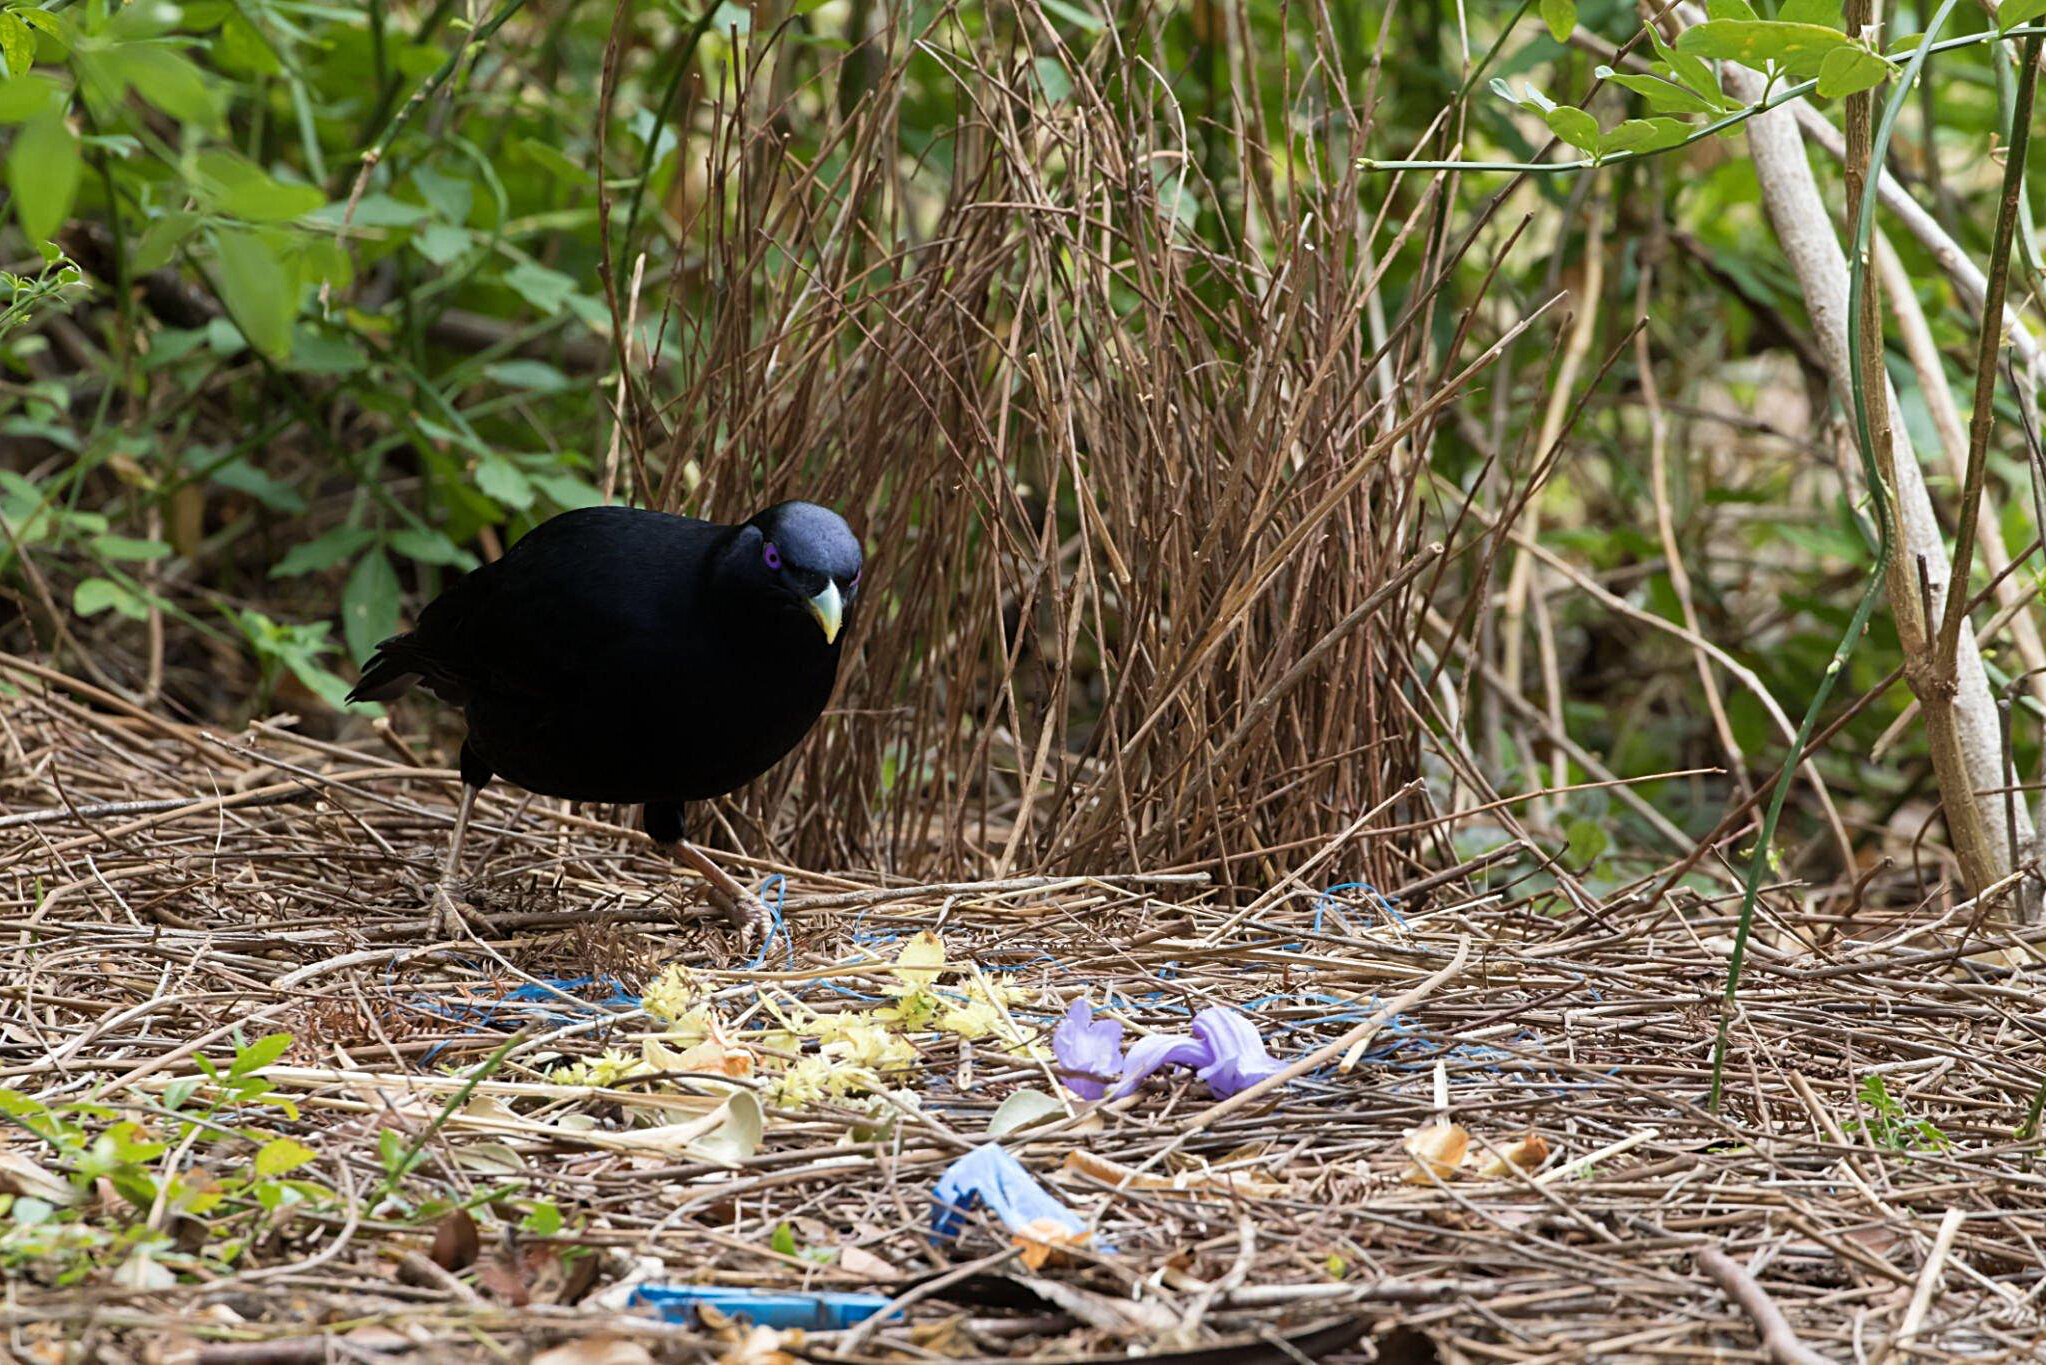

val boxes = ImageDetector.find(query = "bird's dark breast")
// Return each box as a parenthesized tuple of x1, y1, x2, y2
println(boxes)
(462, 621, 839, 807)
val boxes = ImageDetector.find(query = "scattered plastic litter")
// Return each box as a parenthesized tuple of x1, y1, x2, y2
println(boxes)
(930, 1143, 1089, 1248)
(630, 1284, 900, 1330)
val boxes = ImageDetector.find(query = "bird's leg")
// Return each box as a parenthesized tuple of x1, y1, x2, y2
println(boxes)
(668, 839, 771, 950)
(643, 802, 769, 949)
(428, 782, 480, 938)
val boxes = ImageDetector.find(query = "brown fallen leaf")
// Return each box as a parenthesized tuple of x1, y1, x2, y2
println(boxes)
(1012, 1214, 1091, 1270)
(531, 1337, 656, 1365)
(431, 1207, 479, 1272)
(1468, 1133, 1550, 1178)
(1062, 1148, 1283, 1198)
(1401, 1123, 1469, 1184)
(837, 1244, 897, 1281)
(0, 1152, 76, 1206)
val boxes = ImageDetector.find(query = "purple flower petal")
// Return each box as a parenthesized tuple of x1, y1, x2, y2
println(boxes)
(1053, 998, 1124, 1100)
(1106, 1031, 1211, 1100)
(930, 1144, 1086, 1243)
(1190, 1007, 1288, 1097)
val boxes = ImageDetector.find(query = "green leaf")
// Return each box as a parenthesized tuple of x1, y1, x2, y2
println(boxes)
(1037, 0, 1103, 31)
(520, 1201, 563, 1237)
(1816, 44, 1893, 98)
(1647, 27, 1723, 103)
(0, 13, 33, 79)
(91, 535, 171, 562)
(1544, 106, 1601, 153)
(210, 228, 295, 360)
(1706, 0, 1758, 17)
(254, 1137, 316, 1178)
(1676, 21, 1852, 79)
(74, 577, 147, 620)
(476, 455, 535, 509)
(271, 527, 377, 578)
(769, 1223, 799, 1257)
(1598, 117, 1693, 156)
(1565, 818, 1609, 867)
(0, 75, 55, 121)
(218, 13, 282, 75)
(1032, 56, 1072, 103)
(518, 136, 584, 183)
(389, 527, 476, 568)
(410, 165, 471, 224)
(341, 550, 402, 662)
(230, 1032, 294, 1077)
(209, 456, 306, 512)
(1539, 0, 1575, 43)
(1779, 0, 1844, 29)
(483, 359, 572, 392)
(287, 329, 367, 376)
(132, 212, 197, 272)
(8, 110, 79, 244)
(501, 260, 578, 314)
(412, 222, 472, 266)
(114, 46, 219, 129)
(219, 176, 324, 224)
(292, 238, 352, 293)
(1600, 70, 1720, 115)
(528, 470, 601, 510)
(2001, 0, 2046, 31)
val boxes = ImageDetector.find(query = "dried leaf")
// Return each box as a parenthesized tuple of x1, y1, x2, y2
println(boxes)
(531, 1338, 656, 1365)
(837, 1245, 896, 1280)
(0, 1151, 77, 1206)
(1401, 1123, 1469, 1184)
(430, 1208, 479, 1272)
(476, 1253, 531, 1305)
(1061, 1148, 1283, 1198)
(720, 1325, 802, 1365)
(1012, 1214, 1090, 1270)
(450, 1140, 525, 1175)
(988, 1088, 1064, 1138)
(1469, 1133, 1550, 1178)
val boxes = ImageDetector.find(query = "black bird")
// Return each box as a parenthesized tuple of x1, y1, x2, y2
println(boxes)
(348, 500, 862, 939)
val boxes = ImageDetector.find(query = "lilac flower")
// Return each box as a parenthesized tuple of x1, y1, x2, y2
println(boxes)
(1189, 1007, 1287, 1095)
(930, 1144, 1087, 1244)
(1052, 998, 1124, 1100)
(1108, 1007, 1287, 1101)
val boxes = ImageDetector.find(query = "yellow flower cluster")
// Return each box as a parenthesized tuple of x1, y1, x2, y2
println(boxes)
(548, 933, 1049, 1115)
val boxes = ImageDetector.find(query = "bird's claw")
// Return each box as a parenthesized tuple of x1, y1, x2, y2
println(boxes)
(707, 885, 771, 955)
(426, 884, 475, 939)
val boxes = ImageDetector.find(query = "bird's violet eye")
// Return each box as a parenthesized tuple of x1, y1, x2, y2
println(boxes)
(763, 542, 782, 570)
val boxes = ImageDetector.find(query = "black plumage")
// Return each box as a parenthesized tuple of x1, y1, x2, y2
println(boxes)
(350, 500, 862, 937)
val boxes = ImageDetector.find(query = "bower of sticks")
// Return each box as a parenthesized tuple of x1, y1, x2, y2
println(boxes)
(1, 660, 2041, 1364)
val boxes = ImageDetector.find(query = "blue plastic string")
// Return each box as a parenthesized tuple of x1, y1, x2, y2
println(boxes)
(741, 874, 792, 972)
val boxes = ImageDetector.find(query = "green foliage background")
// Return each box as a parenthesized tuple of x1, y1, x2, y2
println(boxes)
(3, 0, 2045, 878)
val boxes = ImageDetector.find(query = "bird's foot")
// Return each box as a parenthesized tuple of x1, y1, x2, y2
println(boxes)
(703, 882, 770, 956)
(426, 883, 478, 939)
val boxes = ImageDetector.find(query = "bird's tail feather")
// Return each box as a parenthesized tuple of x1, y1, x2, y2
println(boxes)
(348, 635, 425, 704)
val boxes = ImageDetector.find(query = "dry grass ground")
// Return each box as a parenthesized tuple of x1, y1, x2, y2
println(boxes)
(6, 664, 2046, 1364)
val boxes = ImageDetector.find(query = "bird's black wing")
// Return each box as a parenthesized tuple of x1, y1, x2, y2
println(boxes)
(349, 506, 728, 707)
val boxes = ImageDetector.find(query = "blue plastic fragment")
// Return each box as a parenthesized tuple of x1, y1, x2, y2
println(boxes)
(930, 1144, 1089, 1245)
(740, 874, 793, 972)
(419, 974, 639, 1060)
(630, 1284, 901, 1330)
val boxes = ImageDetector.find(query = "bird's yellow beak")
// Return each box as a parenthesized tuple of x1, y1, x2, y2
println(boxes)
(807, 581, 844, 644)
